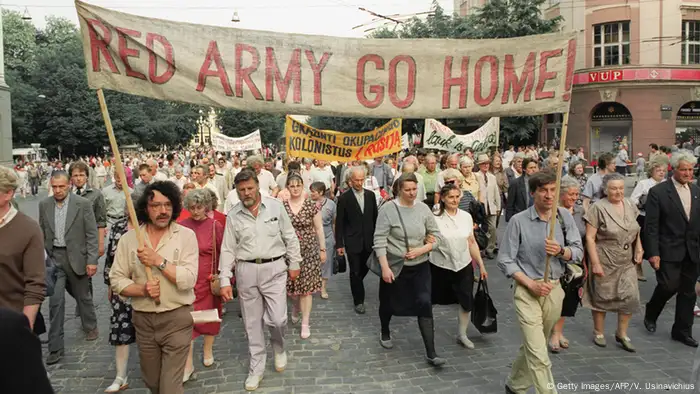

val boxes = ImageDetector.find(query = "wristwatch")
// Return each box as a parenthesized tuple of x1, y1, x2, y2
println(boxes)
(557, 246, 566, 257)
(158, 259, 168, 271)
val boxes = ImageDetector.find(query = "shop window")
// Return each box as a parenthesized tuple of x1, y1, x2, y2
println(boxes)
(682, 20, 700, 65)
(593, 21, 631, 67)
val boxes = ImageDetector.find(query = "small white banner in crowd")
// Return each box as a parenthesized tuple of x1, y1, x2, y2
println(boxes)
(211, 130, 262, 152)
(423, 118, 499, 153)
(401, 133, 410, 150)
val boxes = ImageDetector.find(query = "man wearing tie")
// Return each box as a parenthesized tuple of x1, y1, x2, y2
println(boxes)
(644, 151, 700, 347)
(335, 166, 378, 314)
(476, 154, 501, 259)
(505, 157, 539, 222)
(39, 171, 99, 365)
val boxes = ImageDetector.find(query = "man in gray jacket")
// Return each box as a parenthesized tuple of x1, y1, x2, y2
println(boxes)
(39, 171, 99, 365)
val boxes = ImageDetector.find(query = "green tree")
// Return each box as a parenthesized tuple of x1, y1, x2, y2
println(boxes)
(309, 0, 560, 145)
(2, 10, 36, 76)
(217, 109, 286, 144)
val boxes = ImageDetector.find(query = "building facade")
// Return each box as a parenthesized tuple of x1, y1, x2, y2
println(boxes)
(458, 0, 700, 159)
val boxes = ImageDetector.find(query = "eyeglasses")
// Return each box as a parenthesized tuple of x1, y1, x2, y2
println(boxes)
(444, 180, 456, 185)
(148, 202, 173, 210)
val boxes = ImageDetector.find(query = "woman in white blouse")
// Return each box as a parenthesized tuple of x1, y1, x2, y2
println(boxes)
(430, 183, 487, 349)
(629, 156, 667, 281)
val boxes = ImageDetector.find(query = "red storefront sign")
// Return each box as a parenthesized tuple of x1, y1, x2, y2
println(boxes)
(588, 70, 623, 82)
(573, 68, 700, 85)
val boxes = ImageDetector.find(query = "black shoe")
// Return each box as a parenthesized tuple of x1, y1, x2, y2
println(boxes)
(46, 350, 64, 365)
(672, 332, 699, 347)
(354, 304, 366, 314)
(643, 319, 656, 333)
(484, 252, 496, 260)
(505, 384, 516, 394)
(425, 355, 446, 367)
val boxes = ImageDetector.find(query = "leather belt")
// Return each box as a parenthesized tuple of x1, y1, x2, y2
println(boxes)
(239, 255, 285, 264)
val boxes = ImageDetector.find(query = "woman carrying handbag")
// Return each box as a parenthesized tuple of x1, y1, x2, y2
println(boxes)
(371, 173, 444, 367)
(179, 189, 224, 380)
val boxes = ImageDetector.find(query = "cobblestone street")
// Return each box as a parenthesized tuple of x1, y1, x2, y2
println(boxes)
(17, 181, 700, 394)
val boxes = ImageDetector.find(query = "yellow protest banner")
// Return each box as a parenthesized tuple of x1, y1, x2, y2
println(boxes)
(285, 117, 403, 162)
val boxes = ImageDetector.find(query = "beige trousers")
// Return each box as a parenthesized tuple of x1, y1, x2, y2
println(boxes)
(132, 305, 194, 394)
(236, 259, 288, 377)
(508, 280, 564, 394)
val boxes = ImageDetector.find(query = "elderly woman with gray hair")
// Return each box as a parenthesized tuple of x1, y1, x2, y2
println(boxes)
(583, 172, 643, 352)
(549, 176, 586, 353)
(179, 189, 224, 379)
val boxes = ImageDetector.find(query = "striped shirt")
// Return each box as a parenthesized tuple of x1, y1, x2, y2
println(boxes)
(54, 195, 70, 247)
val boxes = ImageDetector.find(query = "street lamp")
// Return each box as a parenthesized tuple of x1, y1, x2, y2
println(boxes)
(231, 10, 240, 23)
(21, 7, 31, 21)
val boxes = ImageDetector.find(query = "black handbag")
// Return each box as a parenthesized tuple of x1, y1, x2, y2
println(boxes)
(333, 254, 347, 274)
(473, 226, 488, 251)
(472, 279, 498, 334)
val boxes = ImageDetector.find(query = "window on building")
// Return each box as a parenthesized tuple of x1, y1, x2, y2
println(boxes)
(682, 20, 700, 65)
(593, 21, 631, 67)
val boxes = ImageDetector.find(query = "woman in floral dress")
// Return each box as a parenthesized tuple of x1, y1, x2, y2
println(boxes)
(103, 215, 136, 393)
(284, 173, 326, 339)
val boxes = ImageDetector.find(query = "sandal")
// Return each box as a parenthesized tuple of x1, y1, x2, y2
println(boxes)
(615, 334, 636, 353)
(104, 376, 128, 393)
(320, 291, 329, 299)
(548, 341, 560, 354)
(559, 336, 570, 349)
(301, 324, 311, 339)
(593, 333, 607, 347)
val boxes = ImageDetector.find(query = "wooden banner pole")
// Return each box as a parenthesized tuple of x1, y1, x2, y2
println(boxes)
(96, 89, 160, 305)
(495, 117, 500, 152)
(543, 112, 570, 284)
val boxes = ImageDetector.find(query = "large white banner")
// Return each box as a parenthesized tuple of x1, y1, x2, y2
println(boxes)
(423, 118, 499, 153)
(211, 130, 262, 152)
(76, 1, 577, 119)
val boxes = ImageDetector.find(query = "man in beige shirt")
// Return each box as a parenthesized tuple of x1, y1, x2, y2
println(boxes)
(219, 169, 302, 391)
(109, 182, 198, 394)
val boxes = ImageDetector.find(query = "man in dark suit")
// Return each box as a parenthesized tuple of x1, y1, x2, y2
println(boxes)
(335, 166, 378, 314)
(505, 157, 539, 222)
(644, 152, 700, 347)
(39, 171, 99, 364)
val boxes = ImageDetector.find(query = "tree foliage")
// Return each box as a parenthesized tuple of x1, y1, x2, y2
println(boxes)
(308, 0, 560, 146)
(4, 11, 282, 157)
(217, 109, 286, 144)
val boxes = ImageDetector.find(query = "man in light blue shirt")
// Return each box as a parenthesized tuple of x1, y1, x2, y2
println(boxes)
(498, 171, 583, 394)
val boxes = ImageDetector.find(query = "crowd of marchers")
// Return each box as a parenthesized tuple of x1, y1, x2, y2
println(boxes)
(3, 140, 700, 393)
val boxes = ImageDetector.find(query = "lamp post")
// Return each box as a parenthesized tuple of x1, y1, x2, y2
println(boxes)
(0, 8, 12, 166)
